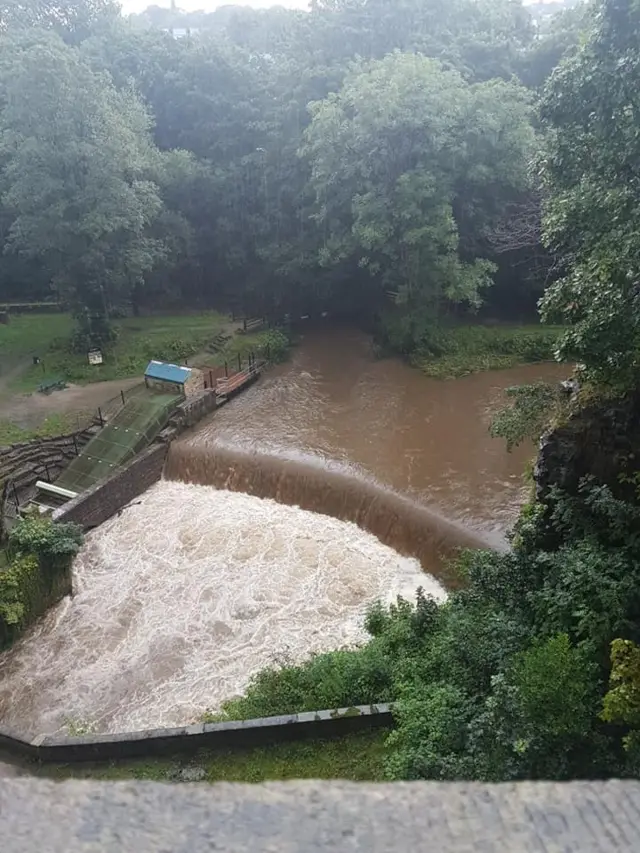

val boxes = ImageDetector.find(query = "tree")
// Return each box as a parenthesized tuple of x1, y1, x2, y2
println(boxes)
(539, 0, 640, 386)
(468, 634, 602, 780)
(0, 33, 168, 344)
(307, 0, 534, 82)
(301, 53, 534, 328)
(519, 2, 591, 88)
(0, 0, 119, 42)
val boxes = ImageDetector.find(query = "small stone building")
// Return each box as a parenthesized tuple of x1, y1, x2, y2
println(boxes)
(144, 360, 203, 398)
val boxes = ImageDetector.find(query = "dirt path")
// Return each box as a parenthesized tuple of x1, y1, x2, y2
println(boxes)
(0, 377, 142, 430)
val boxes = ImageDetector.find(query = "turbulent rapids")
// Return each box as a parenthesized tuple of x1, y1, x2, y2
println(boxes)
(165, 444, 490, 586)
(0, 481, 442, 737)
(0, 330, 568, 738)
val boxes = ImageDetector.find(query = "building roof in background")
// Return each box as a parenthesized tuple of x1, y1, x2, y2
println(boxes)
(144, 360, 192, 385)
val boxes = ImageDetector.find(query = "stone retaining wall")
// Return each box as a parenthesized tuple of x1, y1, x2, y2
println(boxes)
(157, 388, 219, 443)
(0, 555, 73, 651)
(0, 704, 392, 764)
(0, 428, 97, 488)
(52, 444, 168, 529)
(0, 427, 98, 539)
(535, 389, 640, 503)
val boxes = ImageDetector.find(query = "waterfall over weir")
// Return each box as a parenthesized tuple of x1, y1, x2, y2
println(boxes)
(164, 444, 492, 587)
(0, 480, 444, 737)
(0, 331, 563, 738)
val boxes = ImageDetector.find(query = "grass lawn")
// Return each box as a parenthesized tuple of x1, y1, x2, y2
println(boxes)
(413, 323, 565, 379)
(23, 730, 389, 783)
(7, 312, 229, 392)
(0, 413, 79, 446)
(0, 314, 73, 376)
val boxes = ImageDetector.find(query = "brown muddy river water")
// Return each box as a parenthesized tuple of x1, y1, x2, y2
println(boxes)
(0, 329, 568, 737)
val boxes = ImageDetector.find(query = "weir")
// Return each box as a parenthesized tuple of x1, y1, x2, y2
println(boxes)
(0, 332, 567, 738)
(164, 444, 492, 586)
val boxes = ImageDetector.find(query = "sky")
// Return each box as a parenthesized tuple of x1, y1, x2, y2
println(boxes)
(121, 0, 311, 14)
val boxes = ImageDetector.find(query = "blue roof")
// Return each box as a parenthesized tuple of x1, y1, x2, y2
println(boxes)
(144, 360, 192, 385)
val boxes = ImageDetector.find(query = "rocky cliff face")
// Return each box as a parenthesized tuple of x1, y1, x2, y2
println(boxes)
(535, 390, 640, 504)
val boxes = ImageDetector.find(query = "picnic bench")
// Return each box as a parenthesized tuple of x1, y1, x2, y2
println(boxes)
(38, 377, 66, 394)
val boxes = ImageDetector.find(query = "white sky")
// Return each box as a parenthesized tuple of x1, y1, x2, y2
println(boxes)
(121, 0, 311, 14)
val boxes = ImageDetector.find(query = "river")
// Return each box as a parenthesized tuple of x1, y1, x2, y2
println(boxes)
(0, 329, 568, 737)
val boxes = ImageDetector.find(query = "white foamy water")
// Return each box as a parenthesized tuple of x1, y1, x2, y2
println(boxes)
(0, 481, 444, 737)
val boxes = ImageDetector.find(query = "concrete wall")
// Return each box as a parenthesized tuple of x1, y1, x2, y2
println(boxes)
(0, 704, 392, 764)
(52, 444, 168, 529)
(2, 778, 638, 853)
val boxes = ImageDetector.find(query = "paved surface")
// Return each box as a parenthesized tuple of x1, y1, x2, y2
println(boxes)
(2, 779, 640, 851)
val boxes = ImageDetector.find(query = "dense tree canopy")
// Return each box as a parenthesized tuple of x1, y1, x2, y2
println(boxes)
(0, 0, 575, 333)
(540, 0, 640, 385)
(0, 35, 167, 330)
(302, 54, 533, 317)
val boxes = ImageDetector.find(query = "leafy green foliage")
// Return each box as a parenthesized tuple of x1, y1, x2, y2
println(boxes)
(539, 0, 640, 387)
(258, 329, 290, 364)
(602, 639, 640, 763)
(8, 516, 83, 559)
(215, 474, 640, 781)
(376, 321, 561, 377)
(302, 53, 533, 321)
(0, 553, 38, 626)
(417, 325, 561, 378)
(0, 0, 573, 332)
(30, 730, 389, 783)
(490, 382, 560, 450)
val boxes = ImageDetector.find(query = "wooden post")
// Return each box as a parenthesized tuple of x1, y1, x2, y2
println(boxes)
(44, 462, 51, 482)
(121, 390, 126, 406)
(209, 370, 213, 387)
(73, 435, 78, 455)
(238, 353, 242, 373)
(243, 318, 247, 332)
(98, 407, 104, 427)
(224, 361, 228, 378)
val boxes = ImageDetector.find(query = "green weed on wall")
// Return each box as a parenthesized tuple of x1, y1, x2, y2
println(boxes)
(0, 518, 83, 650)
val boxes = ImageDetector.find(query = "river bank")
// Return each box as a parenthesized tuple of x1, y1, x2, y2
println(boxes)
(0, 729, 388, 783)
(0, 328, 566, 741)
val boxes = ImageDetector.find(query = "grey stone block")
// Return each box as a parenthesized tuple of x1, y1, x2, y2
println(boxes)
(2, 779, 640, 852)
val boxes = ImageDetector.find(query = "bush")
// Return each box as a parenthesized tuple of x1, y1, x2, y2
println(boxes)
(258, 328, 290, 363)
(373, 313, 562, 378)
(220, 644, 396, 720)
(0, 554, 39, 626)
(490, 382, 561, 451)
(411, 324, 562, 378)
(8, 516, 83, 560)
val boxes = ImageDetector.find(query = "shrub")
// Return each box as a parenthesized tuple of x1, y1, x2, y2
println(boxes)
(490, 382, 560, 451)
(0, 554, 39, 626)
(258, 329, 290, 363)
(8, 516, 83, 560)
